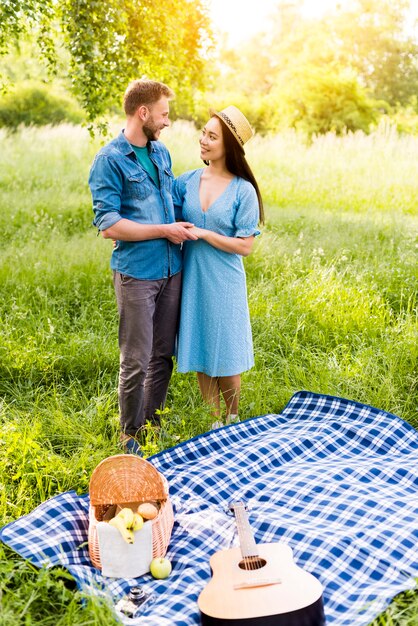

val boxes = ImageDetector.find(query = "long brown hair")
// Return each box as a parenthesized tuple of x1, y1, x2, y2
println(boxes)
(216, 116, 264, 224)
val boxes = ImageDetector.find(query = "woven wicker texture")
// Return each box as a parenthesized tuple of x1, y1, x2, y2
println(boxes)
(89, 454, 167, 505)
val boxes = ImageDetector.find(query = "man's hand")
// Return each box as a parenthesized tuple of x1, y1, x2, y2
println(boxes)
(164, 222, 199, 244)
(101, 218, 199, 243)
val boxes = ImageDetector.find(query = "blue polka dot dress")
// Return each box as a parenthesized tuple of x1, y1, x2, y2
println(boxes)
(173, 168, 260, 377)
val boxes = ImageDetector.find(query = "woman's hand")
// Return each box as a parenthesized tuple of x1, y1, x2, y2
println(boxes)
(188, 226, 255, 256)
(188, 226, 208, 239)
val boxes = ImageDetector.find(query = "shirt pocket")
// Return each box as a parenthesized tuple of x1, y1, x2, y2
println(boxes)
(127, 172, 152, 200)
(163, 168, 174, 192)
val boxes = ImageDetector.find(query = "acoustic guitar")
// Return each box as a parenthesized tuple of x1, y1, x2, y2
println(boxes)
(198, 502, 325, 626)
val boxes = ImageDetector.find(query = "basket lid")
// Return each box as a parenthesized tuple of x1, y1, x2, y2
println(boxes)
(89, 454, 168, 505)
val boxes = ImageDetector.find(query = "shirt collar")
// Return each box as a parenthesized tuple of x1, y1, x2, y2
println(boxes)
(117, 131, 157, 155)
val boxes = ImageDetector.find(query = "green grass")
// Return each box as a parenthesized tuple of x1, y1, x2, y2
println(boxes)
(1, 122, 417, 624)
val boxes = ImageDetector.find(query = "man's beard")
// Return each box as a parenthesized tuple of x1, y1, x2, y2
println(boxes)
(143, 120, 159, 141)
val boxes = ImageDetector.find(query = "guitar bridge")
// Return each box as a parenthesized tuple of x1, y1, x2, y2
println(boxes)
(233, 577, 282, 590)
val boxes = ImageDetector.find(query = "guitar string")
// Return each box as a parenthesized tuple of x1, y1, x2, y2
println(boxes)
(243, 555, 263, 570)
(235, 505, 263, 570)
(237, 507, 259, 570)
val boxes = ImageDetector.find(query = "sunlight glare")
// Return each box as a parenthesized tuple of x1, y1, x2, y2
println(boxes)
(209, 0, 347, 45)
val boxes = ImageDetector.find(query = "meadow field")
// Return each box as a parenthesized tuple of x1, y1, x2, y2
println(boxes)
(0, 121, 417, 624)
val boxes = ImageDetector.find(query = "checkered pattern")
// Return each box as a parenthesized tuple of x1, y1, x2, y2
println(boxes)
(2, 391, 418, 625)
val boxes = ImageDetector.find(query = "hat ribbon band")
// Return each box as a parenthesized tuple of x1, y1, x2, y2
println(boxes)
(218, 112, 244, 145)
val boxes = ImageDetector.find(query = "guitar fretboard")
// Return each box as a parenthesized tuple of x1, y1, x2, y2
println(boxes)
(233, 504, 259, 558)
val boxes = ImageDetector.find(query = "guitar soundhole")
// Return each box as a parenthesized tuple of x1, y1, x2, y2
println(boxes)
(239, 556, 267, 571)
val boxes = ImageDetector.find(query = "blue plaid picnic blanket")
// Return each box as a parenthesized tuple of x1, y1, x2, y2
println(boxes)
(2, 391, 418, 625)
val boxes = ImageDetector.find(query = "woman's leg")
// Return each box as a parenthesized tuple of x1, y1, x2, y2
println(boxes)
(197, 372, 221, 417)
(218, 375, 241, 422)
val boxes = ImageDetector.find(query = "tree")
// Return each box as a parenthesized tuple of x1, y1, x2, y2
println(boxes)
(329, 0, 418, 106)
(263, 0, 418, 108)
(202, 0, 418, 135)
(0, 0, 213, 124)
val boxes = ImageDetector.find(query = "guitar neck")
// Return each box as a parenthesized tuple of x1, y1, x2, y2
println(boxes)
(233, 504, 259, 558)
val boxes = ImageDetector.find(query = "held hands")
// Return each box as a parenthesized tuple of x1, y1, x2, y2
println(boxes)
(187, 226, 207, 239)
(104, 220, 202, 246)
(165, 222, 199, 244)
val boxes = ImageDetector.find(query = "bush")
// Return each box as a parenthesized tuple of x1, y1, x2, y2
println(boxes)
(0, 81, 85, 129)
(385, 97, 418, 135)
(272, 66, 382, 137)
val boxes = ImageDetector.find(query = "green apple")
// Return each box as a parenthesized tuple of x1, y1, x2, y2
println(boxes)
(149, 556, 172, 579)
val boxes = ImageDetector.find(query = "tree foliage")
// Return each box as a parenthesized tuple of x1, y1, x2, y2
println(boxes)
(327, 0, 418, 106)
(273, 66, 382, 136)
(1, 0, 417, 136)
(201, 0, 418, 136)
(0, 1, 57, 77)
(0, 0, 212, 123)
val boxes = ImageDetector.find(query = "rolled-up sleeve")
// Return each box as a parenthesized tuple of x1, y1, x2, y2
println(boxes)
(234, 181, 261, 238)
(88, 155, 123, 231)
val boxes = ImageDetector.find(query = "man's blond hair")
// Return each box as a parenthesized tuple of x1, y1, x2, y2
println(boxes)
(123, 80, 174, 116)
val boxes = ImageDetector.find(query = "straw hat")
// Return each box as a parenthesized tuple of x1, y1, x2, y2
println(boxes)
(212, 105, 254, 147)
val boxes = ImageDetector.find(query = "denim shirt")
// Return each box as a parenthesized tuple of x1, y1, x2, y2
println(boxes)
(88, 131, 182, 280)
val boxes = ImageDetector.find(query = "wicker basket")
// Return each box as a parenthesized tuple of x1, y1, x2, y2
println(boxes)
(88, 454, 174, 570)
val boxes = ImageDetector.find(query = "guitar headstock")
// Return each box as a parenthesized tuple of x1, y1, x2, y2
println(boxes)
(228, 501, 249, 516)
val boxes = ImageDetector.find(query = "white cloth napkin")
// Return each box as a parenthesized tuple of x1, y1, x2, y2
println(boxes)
(97, 520, 153, 578)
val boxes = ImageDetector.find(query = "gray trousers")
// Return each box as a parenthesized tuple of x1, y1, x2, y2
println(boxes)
(113, 271, 182, 436)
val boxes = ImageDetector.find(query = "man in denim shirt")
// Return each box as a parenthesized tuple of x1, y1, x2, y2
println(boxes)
(89, 80, 197, 454)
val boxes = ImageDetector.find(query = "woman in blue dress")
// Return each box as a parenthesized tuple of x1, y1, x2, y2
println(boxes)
(174, 106, 264, 428)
